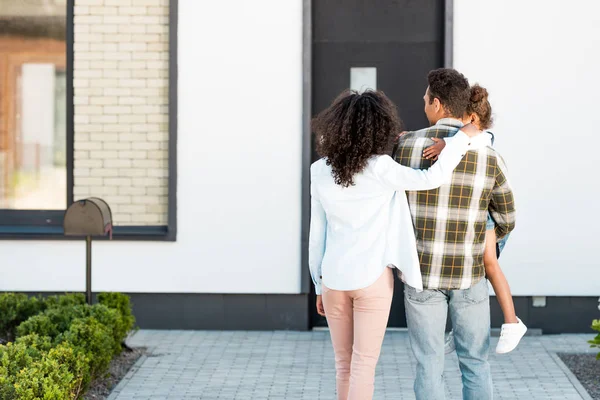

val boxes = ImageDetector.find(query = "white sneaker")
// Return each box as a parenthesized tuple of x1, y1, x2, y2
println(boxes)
(496, 318, 527, 354)
(444, 330, 456, 354)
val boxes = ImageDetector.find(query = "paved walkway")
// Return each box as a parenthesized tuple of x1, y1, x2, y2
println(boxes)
(109, 331, 595, 400)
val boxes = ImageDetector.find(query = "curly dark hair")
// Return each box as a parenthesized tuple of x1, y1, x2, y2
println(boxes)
(467, 84, 493, 130)
(313, 90, 402, 187)
(427, 68, 470, 118)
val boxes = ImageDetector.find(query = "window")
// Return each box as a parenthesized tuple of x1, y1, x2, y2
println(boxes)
(1, 0, 177, 240)
(0, 0, 177, 240)
(0, 0, 71, 230)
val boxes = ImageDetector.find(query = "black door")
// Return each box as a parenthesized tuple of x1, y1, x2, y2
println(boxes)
(310, 0, 445, 328)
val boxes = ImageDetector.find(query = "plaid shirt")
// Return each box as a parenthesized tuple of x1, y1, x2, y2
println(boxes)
(394, 118, 516, 290)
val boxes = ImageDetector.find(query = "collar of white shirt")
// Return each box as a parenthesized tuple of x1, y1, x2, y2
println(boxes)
(434, 118, 492, 149)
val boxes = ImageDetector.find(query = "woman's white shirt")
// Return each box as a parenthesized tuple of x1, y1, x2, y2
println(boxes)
(309, 131, 474, 294)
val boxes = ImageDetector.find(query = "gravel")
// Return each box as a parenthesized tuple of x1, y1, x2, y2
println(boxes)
(83, 347, 145, 400)
(559, 353, 600, 400)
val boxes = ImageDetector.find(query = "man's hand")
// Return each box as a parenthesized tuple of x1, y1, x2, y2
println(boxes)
(316, 295, 325, 317)
(423, 138, 445, 160)
(460, 123, 480, 138)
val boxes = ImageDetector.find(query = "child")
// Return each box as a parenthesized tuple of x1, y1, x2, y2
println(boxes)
(422, 84, 527, 354)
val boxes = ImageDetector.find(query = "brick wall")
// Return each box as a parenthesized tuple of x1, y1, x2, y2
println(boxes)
(73, 0, 169, 225)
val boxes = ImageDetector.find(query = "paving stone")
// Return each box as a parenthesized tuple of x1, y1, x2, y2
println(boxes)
(109, 331, 594, 399)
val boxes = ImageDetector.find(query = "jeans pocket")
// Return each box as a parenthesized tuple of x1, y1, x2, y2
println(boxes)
(462, 279, 489, 304)
(405, 285, 437, 303)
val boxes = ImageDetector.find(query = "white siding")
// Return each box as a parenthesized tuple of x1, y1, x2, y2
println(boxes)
(0, 0, 303, 294)
(454, 0, 600, 295)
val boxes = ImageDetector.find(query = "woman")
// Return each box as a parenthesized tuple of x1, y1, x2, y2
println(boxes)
(309, 90, 480, 399)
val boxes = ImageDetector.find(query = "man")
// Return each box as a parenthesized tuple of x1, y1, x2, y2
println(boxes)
(394, 68, 516, 400)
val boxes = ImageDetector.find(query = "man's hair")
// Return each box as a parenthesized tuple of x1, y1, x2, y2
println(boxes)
(427, 68, 470, 118)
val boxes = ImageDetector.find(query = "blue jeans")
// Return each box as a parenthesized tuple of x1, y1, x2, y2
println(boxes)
(404, 278, 493, 400)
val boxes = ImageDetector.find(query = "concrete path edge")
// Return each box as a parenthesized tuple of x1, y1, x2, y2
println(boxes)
(549, 352, 594, 400)
(107, 354, 149, 400)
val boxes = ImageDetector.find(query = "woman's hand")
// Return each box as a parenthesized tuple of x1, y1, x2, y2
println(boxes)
(316, 295, 325, 317)
(423, 138, 445, 160)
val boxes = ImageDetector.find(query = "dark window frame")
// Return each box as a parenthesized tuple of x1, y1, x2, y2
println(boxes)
(0, 0, 178, 242)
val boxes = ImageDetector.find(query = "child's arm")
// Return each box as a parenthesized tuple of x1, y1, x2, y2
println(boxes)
(423, 138, 446, 160)
(424, 131, 494, 160)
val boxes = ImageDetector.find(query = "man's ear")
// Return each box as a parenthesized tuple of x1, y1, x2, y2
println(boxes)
(433, 97, 442, 113)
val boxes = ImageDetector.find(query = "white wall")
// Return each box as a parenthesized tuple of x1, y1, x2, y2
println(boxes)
(454, 0, 600, 295)
(0, 0, 303, 294)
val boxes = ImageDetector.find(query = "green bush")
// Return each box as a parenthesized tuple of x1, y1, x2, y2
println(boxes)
(0, 293, 45, 342)
(89, 305, 126, 355)
(43, 293, 86, 310)
(45, 343, 90, 398)
(15, 314, 60, 341)
(15, 334, 53, 354)
(60, 317, 114, 380)
(11, 355, 75, 400)
(0, 340, 92, 400)
(98, 292, 136, 334)
(0, 292, 135, 399)
(0, 342, 30, 400)
(16, 302, 131, 357)
(16, 305, 91, 342)
(0, 341, 41, 383)
(45, 306, 89, 336)
(589, 319, 600, 360)
(0, 341, 45, 399)
(0, 293, 86, 343)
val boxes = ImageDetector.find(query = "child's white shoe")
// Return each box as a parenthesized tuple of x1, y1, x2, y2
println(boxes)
(496, 318, 527, 354)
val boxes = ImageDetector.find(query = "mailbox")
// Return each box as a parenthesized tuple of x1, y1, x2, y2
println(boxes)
(64, 197, 113, 237)
(63, 197, 113, 305)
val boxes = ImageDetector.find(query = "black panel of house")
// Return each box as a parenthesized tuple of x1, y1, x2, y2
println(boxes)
(310, 0, 445, 328)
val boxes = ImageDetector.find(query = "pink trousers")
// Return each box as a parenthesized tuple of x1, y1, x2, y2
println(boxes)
(322, 268, 394, 400)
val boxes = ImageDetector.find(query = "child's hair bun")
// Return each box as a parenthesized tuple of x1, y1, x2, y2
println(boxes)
(467, 84, 493, 130)
(470, 84, 489, 104)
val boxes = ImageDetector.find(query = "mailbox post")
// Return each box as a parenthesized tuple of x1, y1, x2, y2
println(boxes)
(64, 198, 113, 305)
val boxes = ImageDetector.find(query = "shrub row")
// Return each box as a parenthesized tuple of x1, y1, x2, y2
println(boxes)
(0, 293, 135, 400)
(0, 293, 88, 344)
(589, 319, 600, 360)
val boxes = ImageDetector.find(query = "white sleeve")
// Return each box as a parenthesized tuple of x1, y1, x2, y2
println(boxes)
(446, 131, 492, 148)
(308, 178, 326, 295)
(375, 131, 471, 191)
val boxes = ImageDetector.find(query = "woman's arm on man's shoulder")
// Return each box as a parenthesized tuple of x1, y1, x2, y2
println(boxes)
(374, 128, 476, 191)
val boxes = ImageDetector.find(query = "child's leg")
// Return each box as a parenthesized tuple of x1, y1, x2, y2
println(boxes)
(484, 229, 518, 324)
